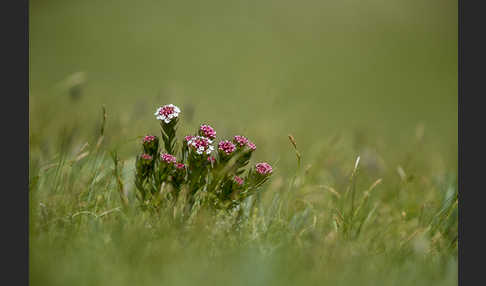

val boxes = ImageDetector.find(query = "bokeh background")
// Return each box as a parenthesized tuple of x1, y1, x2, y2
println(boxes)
(30, 0, 457, 174)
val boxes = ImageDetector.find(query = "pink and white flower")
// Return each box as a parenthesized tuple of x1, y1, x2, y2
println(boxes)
(160, 153, 177, 164)
(175, 162, 185, 169)
(255, 162, 273, 175)
(199, 124, 216, 141)
(186, 135, 215, 155)
(185, 135, 194, 142)
(233, 135, 249, 147)
(247, 141, 256, 151)
(154, 104, 181, 123)
(218, 140, 236, 155)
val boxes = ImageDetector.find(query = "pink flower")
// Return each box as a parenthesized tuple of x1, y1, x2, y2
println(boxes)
(218, 140, 236, 155)
(143, 135, 156, 143)
(175, 163, 185, 169)
(233, 135, 249, 147)
(233, 176, 244, 186)
(185, 135, 194, 142)
(187, 135, 215, 155)
(255, 162, 273, 175)
(160, 153, 177, 164)
(141, 154, 153, 160)
(247, 141, 256, 151)
(199, 124, 216, 140)
(207, 156, 216, 163)
(154, 104, 181, 123)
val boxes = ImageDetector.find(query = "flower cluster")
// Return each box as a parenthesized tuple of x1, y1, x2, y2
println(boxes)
(141, 153, 153, 161)
(142, 135, 159, 156)
(199, 124, 216, 141)
(160, 153, 177, 164)
(187, 135, 215, 155)
(233, 135, 248, 147)
(218, 140, 236, 155)
(247, 141, 256, 151)
(135, 103, 273, 215)
(154, 104, 180, 123)
(256, 162, 273, 175)
(233, 135, 256, 151)
(143, 135, 156, 143)
(185, 135, 194, 142)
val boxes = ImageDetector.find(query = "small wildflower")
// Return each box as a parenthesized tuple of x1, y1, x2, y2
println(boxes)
(233, 135, 249, 147)
(176, 162, 185, 169)
(185, 135, 194, 142)
(218, 140, 236, 155)
(141, 154, 153, 161)
(233, 176, 244, 186)
(154, 104, 181, 123)
(143, 135, 156, 143)
(142, 135, 159, 155)
(247, 141, 256, 151)
(199, 124, 216, 141)
(160, 153, 177, 164)
(255, 162, 273, 175)
(187, 135, 214, 155)
(207, 156, 216, 163)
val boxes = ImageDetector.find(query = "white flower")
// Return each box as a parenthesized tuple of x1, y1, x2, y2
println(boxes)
(186, 135, 214, 156)
(154, 104, 181, 123)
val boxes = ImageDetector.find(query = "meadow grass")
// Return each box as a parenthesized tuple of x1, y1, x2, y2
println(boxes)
(29, 104, 457, 285)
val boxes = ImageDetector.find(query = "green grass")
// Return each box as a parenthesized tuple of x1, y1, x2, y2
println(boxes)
(29, 120, 457, 285)
(29, 0, 457, 285)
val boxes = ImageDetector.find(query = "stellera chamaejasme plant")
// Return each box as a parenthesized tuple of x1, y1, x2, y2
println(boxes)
(134, 104, 273, 217)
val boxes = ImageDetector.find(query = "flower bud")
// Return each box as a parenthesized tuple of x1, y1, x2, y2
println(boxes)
(142, 135, 159, 156)
(255, 162, 273, 176)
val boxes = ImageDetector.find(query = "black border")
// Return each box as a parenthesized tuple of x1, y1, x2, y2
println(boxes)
(1, 0, 29, 284)
(458, 0, 486, 285)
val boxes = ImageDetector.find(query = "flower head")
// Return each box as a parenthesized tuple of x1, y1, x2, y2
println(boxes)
(233, 135, 249, 147)
(141, 153, 153, 161)
(199, 124, 216, 140)
(218, 140, 236, 155)
(175, 163, 185, 170)
(207, 156, 216, 163)
(187, 135, 215, 155)
(154, 104, 181, 123)
(247, 141, 256, 151)
(143, 135, 156, 143)
(233, 176, 244, 186)
(255, 162, 273, 175)
(160, 153, 177, 164)
(142, 135, 159, 155)
(185, 135, 194, 142)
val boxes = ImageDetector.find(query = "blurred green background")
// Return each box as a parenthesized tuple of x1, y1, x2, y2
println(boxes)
(30, 0, 457, 169)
